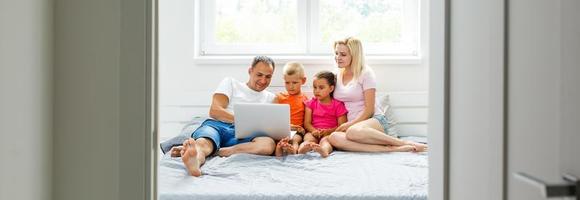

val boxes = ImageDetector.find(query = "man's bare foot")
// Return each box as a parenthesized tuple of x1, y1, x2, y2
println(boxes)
(310, 143, 329, 158)
(181, 139, 202, 177)
(170, 146, 183, 157)
(217, 147, 235, 157)
(298, 142, 314, 154)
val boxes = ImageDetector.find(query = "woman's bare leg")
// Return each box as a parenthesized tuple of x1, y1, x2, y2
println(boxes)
(346, 118, 428, 151)
(328, 132, 415, 153)
(345, 118, 406, 145)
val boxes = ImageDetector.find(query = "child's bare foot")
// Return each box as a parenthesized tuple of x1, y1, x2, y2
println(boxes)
(275, 140, 285, 157)
(181, 139, 202, 177)
(298, 142, 314, 154)
(281, 142, 296, 154)
(310, 143, 329, 158)
(170, 146, 183, 157)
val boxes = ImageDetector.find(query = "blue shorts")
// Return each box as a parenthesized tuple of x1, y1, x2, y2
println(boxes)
(372, 114, 393, 136)
(191, 119, 256, 155)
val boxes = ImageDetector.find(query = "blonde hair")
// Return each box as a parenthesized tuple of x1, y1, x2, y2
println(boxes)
(333, 37, 366, 80)
(283, 61, 305, 77)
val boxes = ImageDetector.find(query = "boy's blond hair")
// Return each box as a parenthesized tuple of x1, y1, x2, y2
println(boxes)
(283, 62, 305, 77)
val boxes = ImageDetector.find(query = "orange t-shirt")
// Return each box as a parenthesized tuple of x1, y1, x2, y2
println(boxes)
(276, 92, 308, 127)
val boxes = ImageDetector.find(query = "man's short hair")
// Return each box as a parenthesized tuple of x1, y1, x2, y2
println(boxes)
(283, 62, 305, 77)
(251, 56, 276, 71)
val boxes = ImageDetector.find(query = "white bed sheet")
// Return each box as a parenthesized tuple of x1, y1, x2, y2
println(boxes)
(158, 141, 428, 200)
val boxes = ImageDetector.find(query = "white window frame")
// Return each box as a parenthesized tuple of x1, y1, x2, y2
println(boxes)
(200, 0, 308, 55)
(308, 0, 420, 56)
(195, 0, 424, 64)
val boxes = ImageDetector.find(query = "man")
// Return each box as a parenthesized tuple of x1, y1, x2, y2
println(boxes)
(177, 56, 277, 176)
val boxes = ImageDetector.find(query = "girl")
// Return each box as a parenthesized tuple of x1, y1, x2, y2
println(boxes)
(297, 71, 348, 158)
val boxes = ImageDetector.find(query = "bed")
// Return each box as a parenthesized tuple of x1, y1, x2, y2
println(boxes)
(158, 138, 428, 200)
(158, 92, 429, 200)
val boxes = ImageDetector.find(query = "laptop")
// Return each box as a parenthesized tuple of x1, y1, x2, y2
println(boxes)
(234, 103, 296, 140)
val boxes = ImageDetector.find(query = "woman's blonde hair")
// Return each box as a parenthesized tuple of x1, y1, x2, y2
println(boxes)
(333, 37, 366, 80)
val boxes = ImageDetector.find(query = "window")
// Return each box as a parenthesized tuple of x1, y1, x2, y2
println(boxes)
(199, 0, 420, 57)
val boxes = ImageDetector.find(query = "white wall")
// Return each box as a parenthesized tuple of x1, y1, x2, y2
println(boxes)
(0, 1, 53, 200)
(158, 0, 430, 137)
(507, 0, 574, 199)
(159, 0, 429, 95)
(448, 0, 505, 199)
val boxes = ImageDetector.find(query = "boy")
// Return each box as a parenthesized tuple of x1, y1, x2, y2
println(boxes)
(274, 62, 308, 157)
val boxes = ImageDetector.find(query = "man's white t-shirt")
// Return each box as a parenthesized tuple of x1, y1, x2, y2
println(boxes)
(213, 77, 275, 115)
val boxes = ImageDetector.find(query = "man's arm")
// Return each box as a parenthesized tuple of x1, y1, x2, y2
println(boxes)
(209, 93, 234, 123)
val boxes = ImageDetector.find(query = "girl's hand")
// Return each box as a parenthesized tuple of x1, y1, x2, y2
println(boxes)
(335, 122, 353, 132)
(312, 130, 323, 139)
(318, 129, 331, 137)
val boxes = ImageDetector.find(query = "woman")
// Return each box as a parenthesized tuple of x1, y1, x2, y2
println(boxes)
(328, 37, 428, 153)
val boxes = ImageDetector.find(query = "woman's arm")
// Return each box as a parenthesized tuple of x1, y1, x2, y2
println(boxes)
(209, 93, 234, 123)
(352, 88, 376, 123)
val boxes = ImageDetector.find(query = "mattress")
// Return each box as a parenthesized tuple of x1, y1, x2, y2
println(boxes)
(158, 139, 428, 200)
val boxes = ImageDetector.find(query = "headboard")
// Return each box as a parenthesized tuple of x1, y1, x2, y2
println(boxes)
(159, 88, 428, 141)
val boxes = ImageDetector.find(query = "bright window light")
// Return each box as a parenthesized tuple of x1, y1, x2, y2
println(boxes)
(200, 0, 420, 56)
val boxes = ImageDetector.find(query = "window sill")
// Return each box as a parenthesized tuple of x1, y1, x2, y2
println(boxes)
(192, 55, 423, 65)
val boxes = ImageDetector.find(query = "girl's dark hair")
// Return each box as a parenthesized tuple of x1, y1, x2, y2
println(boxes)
(314, 70, 336, 97)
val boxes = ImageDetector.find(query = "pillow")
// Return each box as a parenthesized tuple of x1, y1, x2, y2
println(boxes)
(376, 94, 400, 137)
(159, 116, 207, 154)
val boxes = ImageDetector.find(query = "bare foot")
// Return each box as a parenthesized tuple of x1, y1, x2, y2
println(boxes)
(217, 147, 234, 157)
(298, 142, 314, 154)
(170, 146, 183, 157)
(400, 144, 416, 152)
(181, 139, 202, 176)
(310, 143, 329, 158)
(281, 142, 296, 155)
(412, 143, 428, 152)
(275, 140, 284, 157)
(405, 141, 428, 152)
